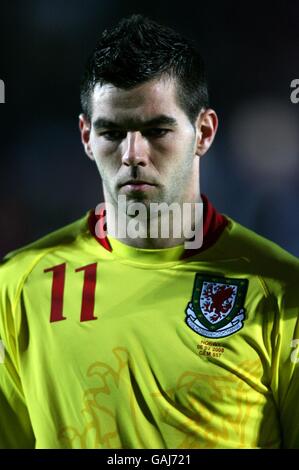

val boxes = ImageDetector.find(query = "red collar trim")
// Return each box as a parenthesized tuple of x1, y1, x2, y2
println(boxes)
(88, 194, 227, 257)
(88, 206, 112, 252)
(182, 194, 228, 259)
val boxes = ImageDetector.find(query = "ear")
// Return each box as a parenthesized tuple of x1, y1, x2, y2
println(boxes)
(79, 113, 94, 160)
(195, 109, 218, 157)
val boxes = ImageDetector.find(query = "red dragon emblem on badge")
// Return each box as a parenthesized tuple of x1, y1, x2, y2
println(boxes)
(201, 282, 237, 323)
(185, 274, 248, 338)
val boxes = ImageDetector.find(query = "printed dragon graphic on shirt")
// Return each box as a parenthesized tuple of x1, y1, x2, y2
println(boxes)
(57, 348, 268, 449)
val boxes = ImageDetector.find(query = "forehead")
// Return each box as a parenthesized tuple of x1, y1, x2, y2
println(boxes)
(91, 77, 183, 121)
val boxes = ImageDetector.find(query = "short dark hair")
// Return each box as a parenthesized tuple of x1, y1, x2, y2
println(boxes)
(80, 14, 209, 124)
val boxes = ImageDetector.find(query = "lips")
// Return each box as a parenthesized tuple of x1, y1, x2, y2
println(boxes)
(119, 180, 157, 192)
(119, 180, 156, 188)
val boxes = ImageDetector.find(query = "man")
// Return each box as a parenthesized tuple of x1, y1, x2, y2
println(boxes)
(0, 14, 298, 449)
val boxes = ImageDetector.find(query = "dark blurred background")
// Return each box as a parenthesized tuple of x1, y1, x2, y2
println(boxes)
(0, 0, 298, 257)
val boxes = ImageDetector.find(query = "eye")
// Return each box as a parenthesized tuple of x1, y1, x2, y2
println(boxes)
(143, 128, 170, 138)
(101, 131, 126, 141)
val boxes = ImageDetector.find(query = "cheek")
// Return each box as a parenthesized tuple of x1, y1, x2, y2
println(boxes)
(170, 129, 195, 152)
(90, 134, 112, 156)
(90, 138, 119, 169)
(151, 136, 184, 165)
(161, 134, 195, 166)
(94, 155, 119, 178)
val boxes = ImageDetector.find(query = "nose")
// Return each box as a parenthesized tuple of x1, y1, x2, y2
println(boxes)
(121, 131, 149, 167)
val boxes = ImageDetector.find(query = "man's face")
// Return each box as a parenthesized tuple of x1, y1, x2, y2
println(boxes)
(80, 77, 213, 208)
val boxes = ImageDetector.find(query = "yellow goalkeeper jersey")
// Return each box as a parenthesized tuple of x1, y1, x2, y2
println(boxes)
(0, 196, 298, 449)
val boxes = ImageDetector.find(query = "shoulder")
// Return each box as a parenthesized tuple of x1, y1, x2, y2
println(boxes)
(0, 213, 90, 293)
(224, 216, 299, 268)
(223, 216, 299, 297)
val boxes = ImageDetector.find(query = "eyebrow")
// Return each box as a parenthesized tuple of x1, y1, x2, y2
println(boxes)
(93, 114, 178, 130)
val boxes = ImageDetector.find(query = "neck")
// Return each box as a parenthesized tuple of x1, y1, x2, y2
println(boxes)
(105, 190, 203, 250)
(89, 193, 228, 256)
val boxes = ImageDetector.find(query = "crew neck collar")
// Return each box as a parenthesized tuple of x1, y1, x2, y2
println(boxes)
(88, 194, 228, 262)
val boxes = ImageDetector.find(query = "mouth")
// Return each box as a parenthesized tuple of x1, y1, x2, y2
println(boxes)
(119, 180, 157, 192)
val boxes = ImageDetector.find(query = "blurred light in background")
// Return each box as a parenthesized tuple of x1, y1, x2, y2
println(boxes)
(229, 98, 299, 189)
(226, 97, 299, 255)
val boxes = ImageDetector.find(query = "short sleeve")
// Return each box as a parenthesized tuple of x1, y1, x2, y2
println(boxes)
(276, 282, 299, 448)
(0, 268, 35, 448)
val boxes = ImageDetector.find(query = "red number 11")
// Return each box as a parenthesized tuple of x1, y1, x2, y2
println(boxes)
(44, 263, 98, 323)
